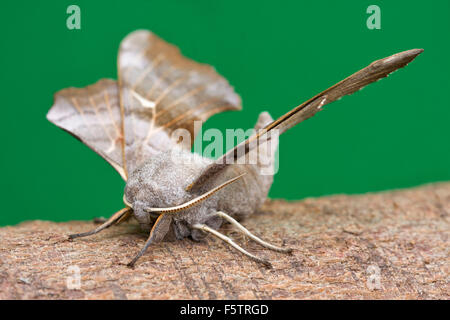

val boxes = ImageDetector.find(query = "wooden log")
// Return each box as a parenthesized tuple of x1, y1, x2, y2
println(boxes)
(0, 183, 448, 299)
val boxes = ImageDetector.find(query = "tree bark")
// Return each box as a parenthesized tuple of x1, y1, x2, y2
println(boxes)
(0, 183, 448, 299)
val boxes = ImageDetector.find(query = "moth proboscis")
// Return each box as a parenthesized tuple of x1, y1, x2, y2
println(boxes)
(47, 30, 423, 268)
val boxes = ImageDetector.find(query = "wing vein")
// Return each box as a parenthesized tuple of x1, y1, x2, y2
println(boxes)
(131, 54, 165, 90)
(70, 97, 89, 126)
(144, 97, 218, 144)
(145, 66, 175, 101)
(89, 97, 117, 152)
(155, 85, 205, 118)
(103, 90, 122, 138)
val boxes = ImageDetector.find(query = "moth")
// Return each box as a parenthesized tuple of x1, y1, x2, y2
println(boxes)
(47, 30, 423, 268)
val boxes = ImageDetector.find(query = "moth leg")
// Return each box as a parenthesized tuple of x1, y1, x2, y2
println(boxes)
(92, 217, 107, 224)
(115, 210, 132, 225)
(214, 211, 292, 253)
(69, 207, 131, 240)
(93, 210, 132, 225)
(192, 223, 272, 268)
(127, 213, 172, 267)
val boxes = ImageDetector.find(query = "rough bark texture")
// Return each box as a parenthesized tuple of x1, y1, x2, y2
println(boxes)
(0, 183, 448, 300)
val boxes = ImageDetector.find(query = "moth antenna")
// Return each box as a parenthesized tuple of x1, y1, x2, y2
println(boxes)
(214, 211, 293, 253)
(145, 173, 246, 214)
(192, 223, 272, 268)
(68, 207, 131, 240)
(123, 194, 133, 208)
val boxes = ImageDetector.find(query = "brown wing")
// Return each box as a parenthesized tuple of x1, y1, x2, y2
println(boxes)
(188, 49, 424, 191)
(47, 79, 127, 180)
(118, 30, 242, 175)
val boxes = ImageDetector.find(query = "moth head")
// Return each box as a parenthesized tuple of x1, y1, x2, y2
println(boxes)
(121, 173, 244, 245)
(124, 173, 246, 216)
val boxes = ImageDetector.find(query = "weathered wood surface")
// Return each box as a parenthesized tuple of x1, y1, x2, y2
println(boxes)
(0, 183, 448, 299)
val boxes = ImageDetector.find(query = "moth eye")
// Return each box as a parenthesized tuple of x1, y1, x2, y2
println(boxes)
(204, 214, 222, 230)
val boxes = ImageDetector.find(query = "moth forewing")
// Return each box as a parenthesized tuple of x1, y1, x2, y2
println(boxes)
(188, 49, 424, 193)
(46, 79, 127, 180)
(117, 30, 242, 175)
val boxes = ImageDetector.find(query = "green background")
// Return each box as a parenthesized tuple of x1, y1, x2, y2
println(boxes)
(1, 0, 449, 226)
